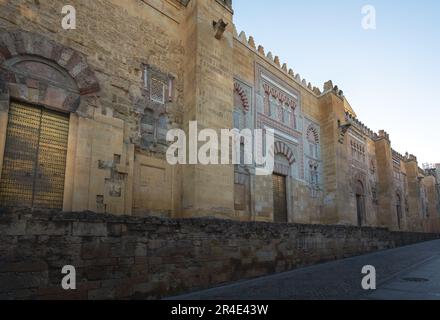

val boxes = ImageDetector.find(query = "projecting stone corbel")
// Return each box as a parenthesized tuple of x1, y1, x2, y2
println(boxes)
(338, 120, 352, 144)
(213, 18, 228, 40)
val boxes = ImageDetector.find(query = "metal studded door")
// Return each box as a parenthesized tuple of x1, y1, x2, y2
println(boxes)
(0, 101, 69, 209)
(272, 174, 288, 223)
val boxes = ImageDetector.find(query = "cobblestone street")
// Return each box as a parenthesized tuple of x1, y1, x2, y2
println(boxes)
(170, 240, 440, 300)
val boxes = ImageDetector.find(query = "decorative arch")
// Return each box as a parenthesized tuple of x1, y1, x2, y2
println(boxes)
(274, 141, 295, 165)
(395, 189, 403, 200)
(353, 171, 366, 192)
(234, 82, 250, 111)
(0, 30, 100, 113)
(355, 180, 365, 196)
(306, 125, 319, 144)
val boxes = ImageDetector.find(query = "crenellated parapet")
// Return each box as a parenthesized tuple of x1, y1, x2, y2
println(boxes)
(374, 130, 390, 142)
(392, 149, 405, 168)
(233, 26, 357, 101)
(344, 111, 376, 139)
(392, 149, 404, 161)
(218, 0, 232, 10)
(176, 0, 232, 10)
(425, 168, 437, 178)
(323, 80, 345, 99)
(404, 153, 418, 163)
(233, 26, 323, 96)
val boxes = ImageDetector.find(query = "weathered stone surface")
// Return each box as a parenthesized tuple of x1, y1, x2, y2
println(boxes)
(0, 0, 440, 299)
(0, 209, 439, 300)
(0, 0, 438, 267)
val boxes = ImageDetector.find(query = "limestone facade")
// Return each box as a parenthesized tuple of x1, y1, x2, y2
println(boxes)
(0, 0, 439, 232)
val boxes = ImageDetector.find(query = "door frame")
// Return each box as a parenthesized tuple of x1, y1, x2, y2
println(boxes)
(272, 173, 288, 223)
(0, 107, 8, 185)
(0, 98, 78, 211)
(356, 194, 364, 226)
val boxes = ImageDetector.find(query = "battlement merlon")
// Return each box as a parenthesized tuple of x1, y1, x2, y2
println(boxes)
(173, 0, 232, 11)
(218, 0, 233, 10)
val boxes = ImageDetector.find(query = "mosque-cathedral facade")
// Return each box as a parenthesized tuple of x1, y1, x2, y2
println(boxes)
(1, 0, 439, 233)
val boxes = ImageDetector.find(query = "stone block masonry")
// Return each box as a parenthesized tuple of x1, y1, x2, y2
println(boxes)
(0, 208, 439, 300)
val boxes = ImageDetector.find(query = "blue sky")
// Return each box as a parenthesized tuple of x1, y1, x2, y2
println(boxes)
(233, 0, 439, 164)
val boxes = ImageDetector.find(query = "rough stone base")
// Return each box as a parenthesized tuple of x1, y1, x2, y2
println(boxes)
(0, 208, 439, 300)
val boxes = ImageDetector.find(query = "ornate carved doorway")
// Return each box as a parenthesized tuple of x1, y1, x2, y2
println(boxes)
(0, 101, 69, 209)
(273, 173, 288, 223)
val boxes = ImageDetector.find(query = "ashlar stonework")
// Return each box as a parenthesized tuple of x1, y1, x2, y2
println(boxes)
(0, 0, 439, 233)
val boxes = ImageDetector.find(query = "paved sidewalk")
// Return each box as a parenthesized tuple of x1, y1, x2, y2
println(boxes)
(169, 240, 440, 300)
(366, 255, 440, 300)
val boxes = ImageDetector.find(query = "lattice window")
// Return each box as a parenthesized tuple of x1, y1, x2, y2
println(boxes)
(157, 114, 169, 143)
(281, 106, 288, 125)
(307, 126, 320, 159)
(285, 108, 292, 126)
(309, 164, 319, 185)
(233, 110, 240, 129)
(290, 110, 297, 129)
(277, 104, 283, 122)
(150, 77, 166, 104)
(351, 140, 366, 163)
(269, 96, 277, 118)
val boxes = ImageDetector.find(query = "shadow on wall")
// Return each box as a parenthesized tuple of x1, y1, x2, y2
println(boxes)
(0, 208, 439, 300)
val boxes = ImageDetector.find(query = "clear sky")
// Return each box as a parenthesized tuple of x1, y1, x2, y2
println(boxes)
(233, 0, 439, 165)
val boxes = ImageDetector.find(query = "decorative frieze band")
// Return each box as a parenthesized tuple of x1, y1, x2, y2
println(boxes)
(263, 83, 296, 109)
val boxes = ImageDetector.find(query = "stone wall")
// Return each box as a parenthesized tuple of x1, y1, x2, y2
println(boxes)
(0, 0, 187, 216)
(1, 0, 439, 231)
(1, 209, 439, 300)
